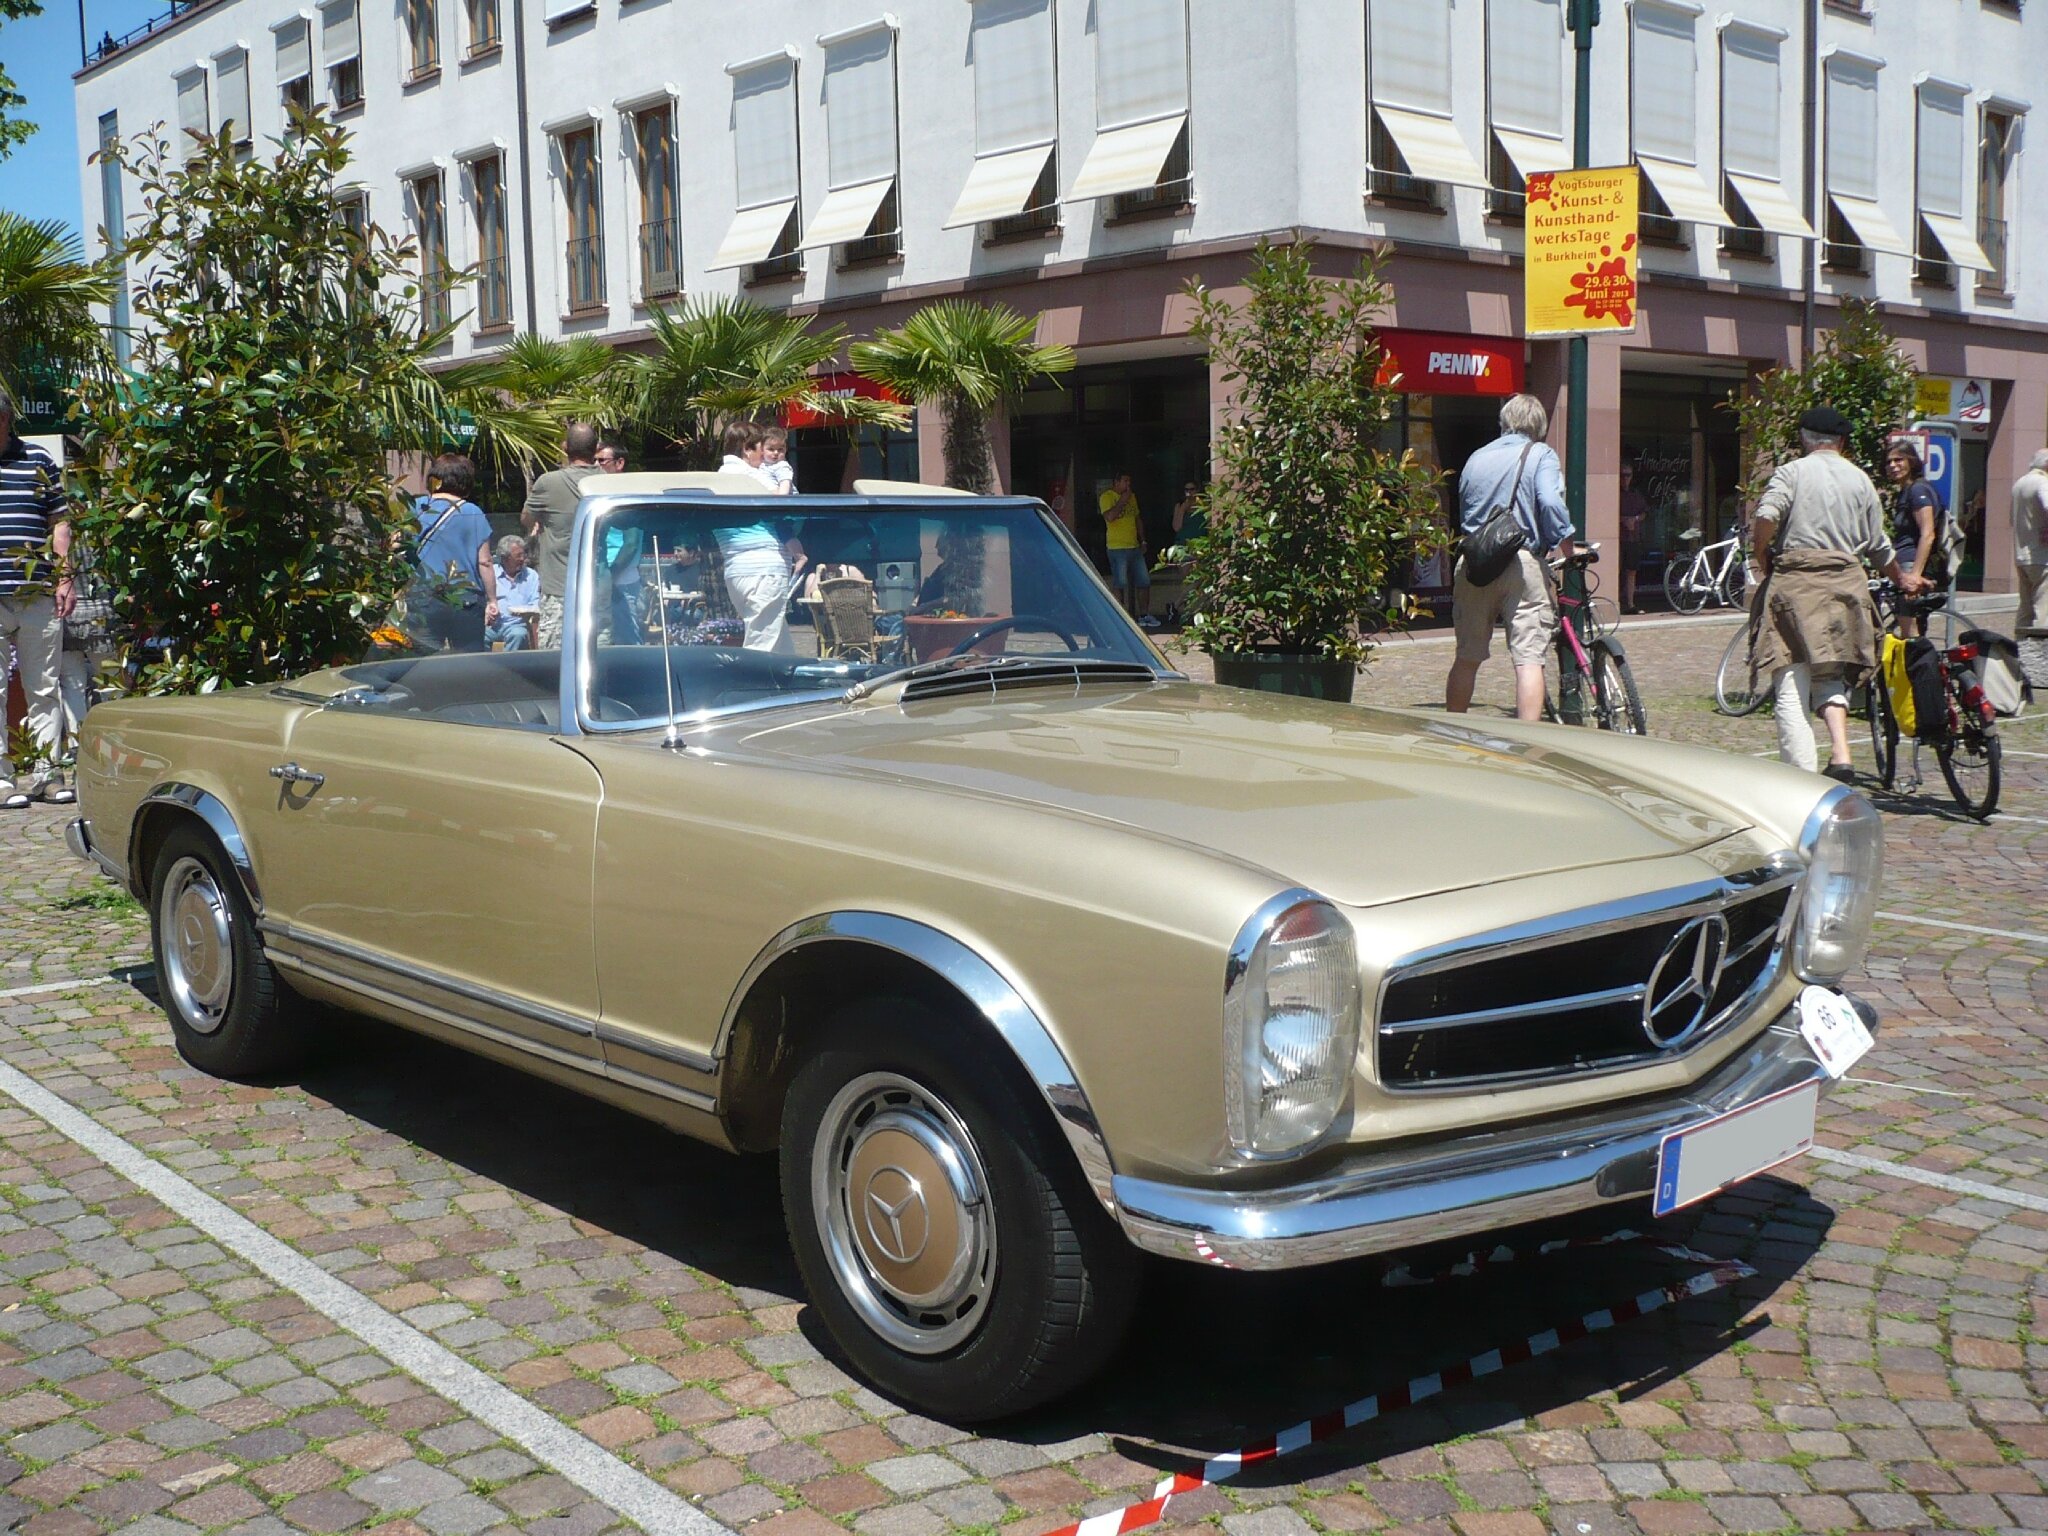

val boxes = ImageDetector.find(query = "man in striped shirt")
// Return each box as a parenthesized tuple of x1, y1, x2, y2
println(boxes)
(0, 386, 74, 808)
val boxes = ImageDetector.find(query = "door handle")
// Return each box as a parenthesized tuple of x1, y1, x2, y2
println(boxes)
(269, 762, 326, 789)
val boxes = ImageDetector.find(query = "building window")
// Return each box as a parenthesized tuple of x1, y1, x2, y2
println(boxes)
(405, 0, 439, 78)
(471, 155, 511, 329)
(560, 126, 606, 312)
(322, 0, 363, 109)
(174, 69, 209, 163)
(1822, 55, 1911, 272)
(1111, 123, 1190, 219)
(1978, 106, 2021, 293)
(214, 49, 251, 147)
(803, 21, 902, 263)
(1718, 24, 1812, 253)
(410, 172, 450, 329)
(952, 0, 1059, 235)
(1069, 0, 1191, 215)
(1916, 82, 1995, 285)
(710, 53, 803, 281)
(98, 111, 131, 368)
(337, 191, 368, 239)
(464, 0, 499, 57)
(1486, 0, 1567, 218)
(633, 104, 681, 298)
(276, 19, 314, 119)
(1630, 3, 1717, 240)
(1366, 0, 1486, 206)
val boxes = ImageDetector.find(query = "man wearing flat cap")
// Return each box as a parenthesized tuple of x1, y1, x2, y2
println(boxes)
(1749, 405, 1922, 779)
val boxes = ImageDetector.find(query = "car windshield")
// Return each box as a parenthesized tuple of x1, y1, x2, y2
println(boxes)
(575, 496, 1161, 728)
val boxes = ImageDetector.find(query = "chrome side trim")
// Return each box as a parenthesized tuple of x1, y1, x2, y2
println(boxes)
(1115, 995, 1873, 1271)
(1378, 982, 1648, 1036)
(134, 784, 261, 913)
(594, 1024, 718, 1077)
(66, 817, 126, 883)
(716, 912, 1119, 1214)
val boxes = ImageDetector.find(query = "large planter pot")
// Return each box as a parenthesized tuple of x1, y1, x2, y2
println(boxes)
(903, 614, 1004, 662)
(1210, 651, 1357, 703)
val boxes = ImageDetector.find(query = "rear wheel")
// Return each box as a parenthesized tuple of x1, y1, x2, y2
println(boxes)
(1938, 706, 2001, 818)
(1666, 554, 1707, 614)
(1868, 680, 1898, 790)
(1719, 556, 1751, 610)
(1590, 645, 1647, 735)
(1714, 627, 1766, 717)
(779, 998, 1139, 1421)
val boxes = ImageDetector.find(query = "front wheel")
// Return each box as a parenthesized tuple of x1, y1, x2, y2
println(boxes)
(1665, 555, 1707, 614)
(1714, 627, 1766, 716)
(1590, 645, 1648, 735)
(1869, 680, 1898, 790)
(779, 999, 1139, 1421)
(1938, 716, 2001, 818)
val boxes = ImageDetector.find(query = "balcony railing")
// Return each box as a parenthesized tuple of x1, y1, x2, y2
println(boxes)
(639, 218, 680, 298)
(1978, 214, 2011, 292)
(421, 264, 452, 329)
(566, 234, 606, 312)
(476, 254, 510, 328)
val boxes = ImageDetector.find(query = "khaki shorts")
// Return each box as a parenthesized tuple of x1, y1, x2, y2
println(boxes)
(1452, 549, 1558, 668)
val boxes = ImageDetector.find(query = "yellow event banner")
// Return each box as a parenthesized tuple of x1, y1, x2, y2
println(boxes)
(1525, 165, 1640, 337)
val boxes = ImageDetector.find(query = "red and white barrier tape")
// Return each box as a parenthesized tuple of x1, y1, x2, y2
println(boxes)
(1050, 1233, 1756, 1536)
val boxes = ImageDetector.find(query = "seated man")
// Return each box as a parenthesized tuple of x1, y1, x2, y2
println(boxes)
(488, 535, 540, 651)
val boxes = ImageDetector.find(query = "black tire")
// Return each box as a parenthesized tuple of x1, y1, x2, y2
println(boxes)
(779, 997, 1140, 1421)
(1720, 556, 1751, 610)
(1590, 645, 1648, 735)
(1714, 627, 1766, 717)
(1868, 680, 1897, 790)
(1666, 555, 1708, 614)
(1938, 705, 2001, 818)
(148, 823, 301, 1077)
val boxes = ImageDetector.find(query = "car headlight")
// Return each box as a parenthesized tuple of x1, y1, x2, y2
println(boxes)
(1793, 788, 1884, 983)
(1224, 892, 1361, 1158)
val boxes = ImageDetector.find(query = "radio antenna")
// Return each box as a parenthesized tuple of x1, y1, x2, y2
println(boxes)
(649, 532, 683, 748)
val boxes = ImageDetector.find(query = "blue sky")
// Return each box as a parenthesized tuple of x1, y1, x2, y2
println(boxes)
(0, 0, 162, 239)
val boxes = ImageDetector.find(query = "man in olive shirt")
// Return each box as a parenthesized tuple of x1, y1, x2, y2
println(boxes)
(522, 423, 601, 648)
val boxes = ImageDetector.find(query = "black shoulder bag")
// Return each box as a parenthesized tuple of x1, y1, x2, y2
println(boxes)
(1461, 442, 1537, 587)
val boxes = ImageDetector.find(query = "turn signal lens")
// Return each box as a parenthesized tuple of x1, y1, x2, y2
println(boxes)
(1224, 896, 1362, 1157)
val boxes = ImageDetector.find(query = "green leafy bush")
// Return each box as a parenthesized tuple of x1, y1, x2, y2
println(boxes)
(1728, 298, 1919, 496)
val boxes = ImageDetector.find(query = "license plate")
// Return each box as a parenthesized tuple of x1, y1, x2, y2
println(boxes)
(1654, 1083, 1819, 1217)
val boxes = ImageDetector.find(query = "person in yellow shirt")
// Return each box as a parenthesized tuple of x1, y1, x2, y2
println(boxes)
(1098, 473, 1155, 625)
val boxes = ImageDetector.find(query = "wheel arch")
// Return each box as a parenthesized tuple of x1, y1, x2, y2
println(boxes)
(715, 913, 1117, 1215)
(129, 783, 262, 914)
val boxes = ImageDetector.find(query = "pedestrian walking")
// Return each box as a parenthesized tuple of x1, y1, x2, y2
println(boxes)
(487, 535, 540, 650)
(404, 454, 496, 654)
(1445, 393, 1576, 722)
(1750, 405, 1922, 780)
(2014, 449, 2048, 687)
(1099, 473, 1155, 624)
(0, 386, 73, 809)
(522, 423, 601, 648)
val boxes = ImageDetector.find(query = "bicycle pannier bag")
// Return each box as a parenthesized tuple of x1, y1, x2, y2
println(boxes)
(1880, 633, 1917, 739)
(1905, 637, 1947, 744)
(1460, 443, 1536, 587)
(1960, 628, 2028, 716)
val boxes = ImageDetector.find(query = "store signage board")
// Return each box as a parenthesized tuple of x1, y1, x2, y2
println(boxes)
(1374, 329, 1524, 397)
(784, 371, 904, 430)
(1524, 165, 1640, 338)
(1912, 376, 1991, 440)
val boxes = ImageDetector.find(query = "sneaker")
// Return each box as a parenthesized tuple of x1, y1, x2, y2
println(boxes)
(1138, 614, 1162, 629)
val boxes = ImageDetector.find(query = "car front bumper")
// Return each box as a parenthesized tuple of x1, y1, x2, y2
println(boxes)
(66, 816, 124, 882)
(1113, 996, 1866, 1270)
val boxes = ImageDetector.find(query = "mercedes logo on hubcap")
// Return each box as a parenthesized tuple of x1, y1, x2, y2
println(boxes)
(1642, 915, 1729, 1049)
(860, 1165, 930, 1266)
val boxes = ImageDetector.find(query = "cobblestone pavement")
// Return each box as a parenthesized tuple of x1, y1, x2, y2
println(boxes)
(0, 608, 2042, 1536)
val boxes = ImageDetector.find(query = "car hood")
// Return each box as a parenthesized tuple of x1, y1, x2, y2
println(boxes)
(710, 680, 1748, 907)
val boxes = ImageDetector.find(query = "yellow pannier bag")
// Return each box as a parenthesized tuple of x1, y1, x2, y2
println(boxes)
(1880, 632, 1917, 738)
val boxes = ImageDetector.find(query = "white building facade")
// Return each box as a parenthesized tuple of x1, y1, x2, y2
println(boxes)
(75, 0, 2048, 587)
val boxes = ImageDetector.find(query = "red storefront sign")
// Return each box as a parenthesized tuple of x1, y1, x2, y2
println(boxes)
(1374, 330, 1524, 397)
(783, 372, 904, 429)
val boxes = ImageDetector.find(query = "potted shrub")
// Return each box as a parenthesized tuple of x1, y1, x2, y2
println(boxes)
(1182, 240, 1443, 702)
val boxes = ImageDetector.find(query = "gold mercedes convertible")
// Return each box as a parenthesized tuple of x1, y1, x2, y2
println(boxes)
(68, 481, 1884, 1420)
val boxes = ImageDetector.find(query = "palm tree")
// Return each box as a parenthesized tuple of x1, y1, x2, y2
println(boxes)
(0, 213, 116, 400)
(849, 301, 1074, 491)
(623, 295, 906, 466)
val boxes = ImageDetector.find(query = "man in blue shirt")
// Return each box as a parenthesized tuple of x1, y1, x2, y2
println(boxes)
(1446, 394, 1577, 722)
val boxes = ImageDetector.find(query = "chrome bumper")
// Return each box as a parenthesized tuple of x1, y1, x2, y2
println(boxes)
(1115, 998, 1866, 1270)
(65, 816, 124, 882)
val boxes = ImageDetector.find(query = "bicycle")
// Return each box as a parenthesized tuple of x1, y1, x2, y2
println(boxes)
(1866, 584, 2001, 818)
(1664, 526, 1751, 613)
(1545, 548, 1647, 735)
(1712, 622, 1768, 716)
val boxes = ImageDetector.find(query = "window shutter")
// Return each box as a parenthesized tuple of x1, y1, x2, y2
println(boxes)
(1487, 0, 1563, 139)
(970, 0, 1056, 154)
(217, 50, 251, 140)
(1721, 27, 1781, 181)
(1094, 0, 1187, 129)
(1824, 60, 1879, 201)
(176, 71, 209, 141)
(320, 0, 359, 66)
(1631, 4, 1696, 164)
(1370, 0, 1453, 119)
(1916, 84, 1967, 219)
(732, 57, 799, 209)
(824, 28, 897, 190)
(276, 20, 311, 84)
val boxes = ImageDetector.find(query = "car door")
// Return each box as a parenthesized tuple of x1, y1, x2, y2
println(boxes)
(254, 708, 605, 1068)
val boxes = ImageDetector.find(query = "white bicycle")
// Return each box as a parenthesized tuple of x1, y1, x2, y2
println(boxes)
(1664, 527, 1751, 613)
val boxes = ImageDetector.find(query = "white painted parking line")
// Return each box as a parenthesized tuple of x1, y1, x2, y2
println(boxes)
(0, 1055, 731, 1536)
(1875, 910, 2048, 946)
(0, 968, 151, 1002)
(1807, 1145, 2048, 1214)
(1842, 1076, 1972, 1099)
(1988, 813, 2048, 826)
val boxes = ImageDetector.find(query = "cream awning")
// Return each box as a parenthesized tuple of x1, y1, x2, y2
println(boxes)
(944, 142, 1053, 228)
(1375, 106, 1488, 190)
(1063, 113, 1185, 202)
(1635, 157, 1735, 228)
(706, 200, 796, 271)
(1829, 194, 1913, 258)
(1920, 211, 1995, 272)
(1494, 127, 1569, 183)
(1726, 172, 1815, 239)
(798, 178, 893, 249)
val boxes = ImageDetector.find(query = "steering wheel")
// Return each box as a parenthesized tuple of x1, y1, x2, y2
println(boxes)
(945, 614, 1081, 656)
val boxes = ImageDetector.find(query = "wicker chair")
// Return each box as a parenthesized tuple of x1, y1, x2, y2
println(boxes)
(815, 574, 882, 661)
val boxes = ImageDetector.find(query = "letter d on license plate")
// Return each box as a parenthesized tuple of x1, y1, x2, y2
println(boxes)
(1654, 1083, 1819, 1217)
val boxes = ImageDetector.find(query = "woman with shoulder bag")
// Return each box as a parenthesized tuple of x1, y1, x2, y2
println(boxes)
(1883, 443, 1951, 638)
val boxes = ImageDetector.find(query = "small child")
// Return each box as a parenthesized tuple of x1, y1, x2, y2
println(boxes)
(760, 426, 796, 495)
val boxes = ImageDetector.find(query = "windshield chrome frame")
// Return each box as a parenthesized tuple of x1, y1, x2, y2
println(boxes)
(562, 491, 1171, 737)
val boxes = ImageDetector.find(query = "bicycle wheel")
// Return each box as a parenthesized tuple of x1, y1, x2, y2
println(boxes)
(1719, 556, 1751, 610)
(1714, 627, 1766, 716)
(1938, 699, 2001, 817)
(1665, 555, 1708, 614)
(1868, 679, 1897, 789)
(1590, 644, 1648, 735)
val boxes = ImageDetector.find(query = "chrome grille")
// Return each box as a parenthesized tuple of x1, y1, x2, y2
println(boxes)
(899, 661, 1158, 704)
(1376, 868, 1797, 1091)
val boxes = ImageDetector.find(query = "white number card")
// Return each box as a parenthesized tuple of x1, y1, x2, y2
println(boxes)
(1796, 985, 1873, 1079)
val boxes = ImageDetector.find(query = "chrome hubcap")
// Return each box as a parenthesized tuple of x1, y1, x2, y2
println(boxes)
(160, 857, 233, 1034)
(813, 1072, 996, 1355)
